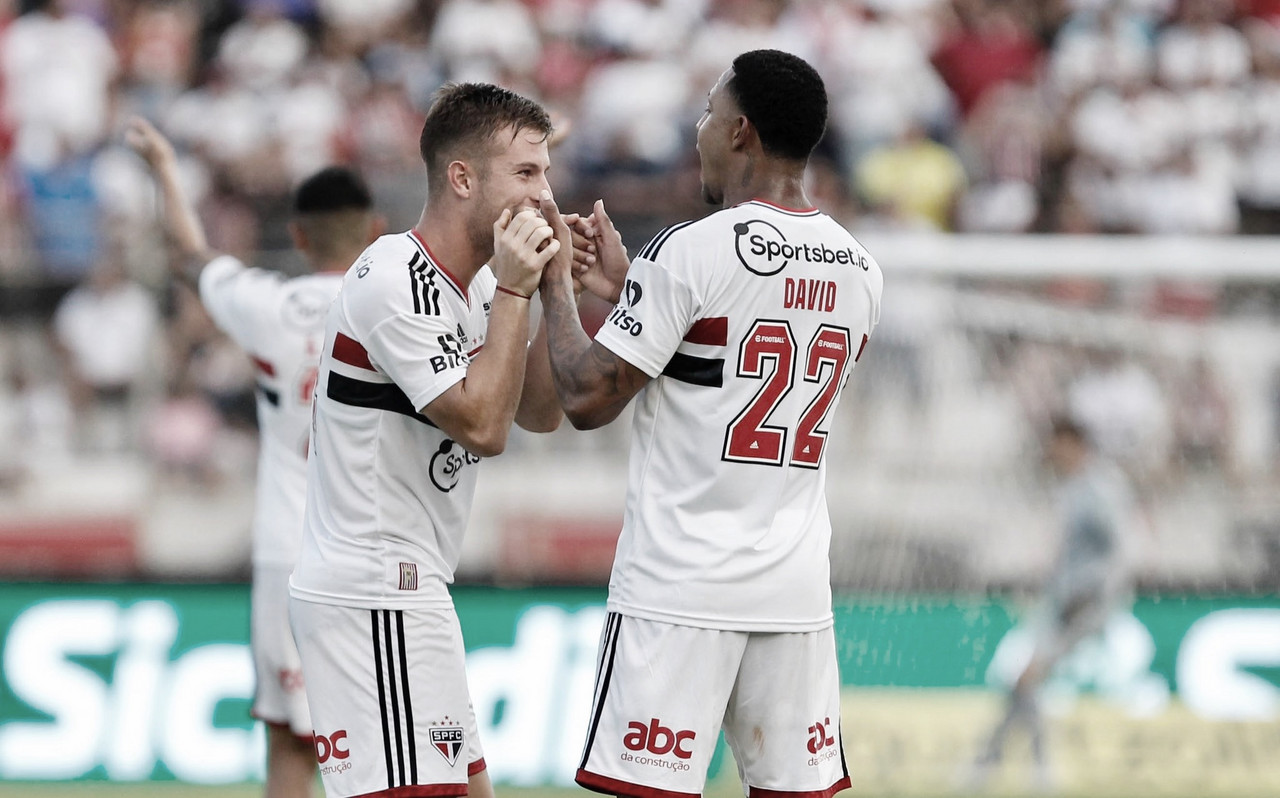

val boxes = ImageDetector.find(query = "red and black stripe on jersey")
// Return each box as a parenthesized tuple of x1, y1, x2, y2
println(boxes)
(327, 332, 439, 428)
(660, 316, 730, 388)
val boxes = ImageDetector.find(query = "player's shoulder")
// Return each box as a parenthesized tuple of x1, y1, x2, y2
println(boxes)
(341, 231, 468, 324)
(350, 232, 417, 273)
(275, 271, 343, 333)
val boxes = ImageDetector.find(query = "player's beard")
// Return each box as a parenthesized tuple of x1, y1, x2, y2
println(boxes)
(468, 186, 502, 261)
(701, 179, 723, 206)
(699, 156, 724, 206)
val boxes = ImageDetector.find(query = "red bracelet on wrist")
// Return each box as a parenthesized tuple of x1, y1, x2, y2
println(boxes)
(495, 284, 532, 300)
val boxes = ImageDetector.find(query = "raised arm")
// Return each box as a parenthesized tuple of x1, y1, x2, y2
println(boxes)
(420, 208, 560, 455)
(514, 208, 602, 432)
(537, 192, 650, 430)
(126, 117, 214, 288)
(513, 317, 562, 432)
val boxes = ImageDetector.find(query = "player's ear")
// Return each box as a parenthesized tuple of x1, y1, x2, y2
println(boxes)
(730, 115, 752, 152)
(288, 220, 308, 253)
(446, 160, 473, 198)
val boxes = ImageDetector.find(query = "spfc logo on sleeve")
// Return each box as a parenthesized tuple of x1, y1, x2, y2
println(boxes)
(430, 726, 465, 766)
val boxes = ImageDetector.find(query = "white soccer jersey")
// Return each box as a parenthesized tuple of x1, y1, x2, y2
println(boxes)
(199, 256, 343, 567)
(289, 230, 495, 609)
(593, 200, 883, 632)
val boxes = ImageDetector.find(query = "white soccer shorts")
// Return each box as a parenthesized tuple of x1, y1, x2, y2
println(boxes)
(290, 598, 486, 798)
(576, 613, 850, 798)
(250, 565, 312, 738)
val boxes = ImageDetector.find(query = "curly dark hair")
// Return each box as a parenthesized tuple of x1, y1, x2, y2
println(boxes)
(418, 83, 553, 197)
(726, 50, 828, 161)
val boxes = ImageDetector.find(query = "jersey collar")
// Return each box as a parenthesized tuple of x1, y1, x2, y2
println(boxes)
(739, 198, 821, 216)
(409, 229, 469, 303)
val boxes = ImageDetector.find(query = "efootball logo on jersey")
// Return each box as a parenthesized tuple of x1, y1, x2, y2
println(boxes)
(734, 220, 867, 276)
(429, 720, 465, 766)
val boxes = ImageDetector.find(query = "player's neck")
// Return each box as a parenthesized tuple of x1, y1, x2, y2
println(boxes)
(313, 253, 362, 274)
(723, 160, 812, 211)
(413, 214, 483, 289)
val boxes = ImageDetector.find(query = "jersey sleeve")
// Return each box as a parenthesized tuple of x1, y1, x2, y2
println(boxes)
(363, 312, 470, 411)
(593, 251, 700, 379)
(198, 255, 286, 350)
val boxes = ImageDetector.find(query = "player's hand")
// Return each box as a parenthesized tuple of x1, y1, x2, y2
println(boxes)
(565, 212, 596, 298)
(577, 199, 628, 304)
(492, 206, 560, 298)
(125, 116, 177, 171)
(536, 189, 575, 293)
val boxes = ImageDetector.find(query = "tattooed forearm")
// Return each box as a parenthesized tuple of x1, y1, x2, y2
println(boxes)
(539, 270, 649, 429)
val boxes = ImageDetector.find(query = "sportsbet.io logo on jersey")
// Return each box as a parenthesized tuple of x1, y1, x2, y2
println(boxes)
(733, 220, 870, 276)
(430, 438, 480, 492)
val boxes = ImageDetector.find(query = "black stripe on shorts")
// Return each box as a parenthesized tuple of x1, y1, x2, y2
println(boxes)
(578, 612, 623, 771)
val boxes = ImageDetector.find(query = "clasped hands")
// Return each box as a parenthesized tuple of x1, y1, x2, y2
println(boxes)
(490, 190, 628, 304)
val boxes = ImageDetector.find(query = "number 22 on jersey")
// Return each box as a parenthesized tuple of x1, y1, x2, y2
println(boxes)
(723, 320, 868, 468)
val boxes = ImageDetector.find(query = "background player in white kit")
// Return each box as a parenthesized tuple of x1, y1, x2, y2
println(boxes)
(288, 83, 568, 798)
(537, 50, 883, 798)
(128, 118, 384, 798)
(966, 415, 1138, 791)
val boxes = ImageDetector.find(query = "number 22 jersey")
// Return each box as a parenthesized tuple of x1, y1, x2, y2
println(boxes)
(593, 200, 884, 632)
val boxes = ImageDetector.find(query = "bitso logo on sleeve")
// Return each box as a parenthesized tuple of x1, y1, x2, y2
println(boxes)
(429, 718, 465, 766)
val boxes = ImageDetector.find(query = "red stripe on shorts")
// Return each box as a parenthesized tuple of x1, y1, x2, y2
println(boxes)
(748, 776, 852, 798)
(350, 785, 468, 798)
(576, 769, 699, 798)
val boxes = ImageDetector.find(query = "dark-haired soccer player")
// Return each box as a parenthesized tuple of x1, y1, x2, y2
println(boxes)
(128, 117, 385, 798)
(286, 83, 569, 798)
(537, 50, 884, 798)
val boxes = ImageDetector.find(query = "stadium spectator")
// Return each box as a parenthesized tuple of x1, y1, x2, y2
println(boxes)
(929, 0, 1043, 119)
(51, 249, 161, 453)
(1, 0, 116, 170)
(856, 122, 968, 230)
(810, 0, 954, 161)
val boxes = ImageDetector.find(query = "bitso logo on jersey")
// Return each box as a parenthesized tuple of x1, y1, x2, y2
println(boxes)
(429, 722, 465, 766)
(734, 220, 869, 277)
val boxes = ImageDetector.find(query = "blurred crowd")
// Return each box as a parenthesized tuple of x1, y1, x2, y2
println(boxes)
(2, 0, 1280, 484)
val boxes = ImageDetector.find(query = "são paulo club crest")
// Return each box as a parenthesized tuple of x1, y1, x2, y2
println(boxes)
(429, 720, 465, 766)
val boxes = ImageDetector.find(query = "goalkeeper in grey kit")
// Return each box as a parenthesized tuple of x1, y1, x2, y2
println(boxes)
(967, 415, 1138, 790)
